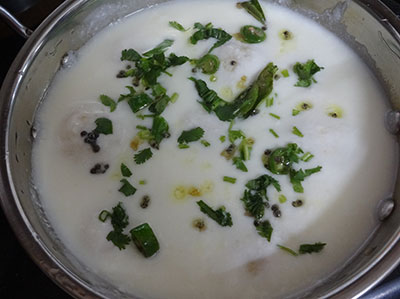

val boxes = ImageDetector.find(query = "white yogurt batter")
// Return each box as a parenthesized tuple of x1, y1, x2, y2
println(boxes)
(32, 1, 397, 298)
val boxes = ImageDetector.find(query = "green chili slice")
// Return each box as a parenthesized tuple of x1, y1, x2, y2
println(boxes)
(196, 54, 220, 74)
(240, 25, 266, 44)
(130, 223, 160, 258)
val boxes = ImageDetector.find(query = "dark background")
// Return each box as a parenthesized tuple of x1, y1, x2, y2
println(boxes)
(1, 0, 400, 298)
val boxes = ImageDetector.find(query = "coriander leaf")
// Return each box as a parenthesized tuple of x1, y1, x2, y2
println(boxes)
(106, 230, 131, 250)
(255, 220, 273, 242)
(168, 53, 189, 66)
(100, 94, 117, 112)
(119, 179, 137, 196)
(169, 21, 187, 32)
(290, 166, 322, 193)
(246, 174, 281, 195)
(151, 116, 170, 148)
(134, 148, 153, 164)
(94, 117, 113, 135)
(190, 23, 232, 53)
(118, 86, 136, 102)
(293, 60, 323, 87)
(239, 0, 266, 25)
(292, 126, 304, 137)
(127, 93, 153, 113)
(121, 49, 141, 62)
(299, 242, 326, 254)
(277, 245, 298, 256)
(120, 163, 132, 177)
(143, 39, 174, 57)
(229, 129, 245, 143)
(178, 143, 190, 149)
(177, 127, 205, 144)
(241, 190, 266, 220)
(100, 202, 131, 250)
(201, 140, 210, 147)
(196, 200, 233, 227)
(233, 157, 248, 172)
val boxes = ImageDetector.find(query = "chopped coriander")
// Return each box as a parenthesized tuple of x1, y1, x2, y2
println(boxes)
(281, 69, 290, 77)
(99, 94, 117, 112)
(246, 174, 281, 197)
(233, 157, 248, 172)
(118, 86, 136, 102)
(170, 92, 179, 103)
(121, 49, 141, 62)
(196, 200, 233, 227)
(94, 118, 113, 135)
(269, 113, 280, 120)
(134, 148, 153, 164)
(255, 220, 273, 242)
(290, 166, 322, 193)
(277, 244, 298, 256)
(178, 143, 190, 149)
(143, 39, 174, 57)
(127, 93, 153, 113)
(228, 121, 245, 143)
(279, 194, 287, 204)
(130, 223, 160, 258)
(139, 180, 147, 185)
(265, 143, 304, 175)
(266, 97, 274, 107)
(120, 163, 132, 177)
(301, 152, 314, 162)
(241, 190, 266, 220)
(119, 179, 137, 197)
(238, 0, 266, 25)
(178, 127, 205, 144)
(239, 25, 266, 44)
(292, 126, 304, 137)
(238, 137, 254, 161)
(169, 21, 187, 32)
(220, 135, 226, 143)
(151, 116, 170, 149)
(299, 242, 326, 254)
(201, 140, 211, 147)
(190, 22, 232, 53)
(269, 129, 279, 138)
(223, 176, 237, 184)
(293, 60, 324, 87)
(100, 202, 131, 250)
(292, 109, 300, 116)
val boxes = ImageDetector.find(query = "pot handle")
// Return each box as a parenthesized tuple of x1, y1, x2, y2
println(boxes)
(0, 5, 32, 39)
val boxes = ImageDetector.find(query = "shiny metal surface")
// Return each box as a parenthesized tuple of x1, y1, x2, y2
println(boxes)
(0, 5, 32, 38)
(0, 0, 399, 298)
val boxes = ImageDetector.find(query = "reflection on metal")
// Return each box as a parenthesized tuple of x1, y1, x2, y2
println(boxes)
(385, 110, 400, 134)
(379, 31, 400, 59)
(376, 197, 395, 221)
(0, 5, 32, 39)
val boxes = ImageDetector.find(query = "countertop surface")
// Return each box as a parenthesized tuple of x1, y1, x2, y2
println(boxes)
(1, 0, 400, 298)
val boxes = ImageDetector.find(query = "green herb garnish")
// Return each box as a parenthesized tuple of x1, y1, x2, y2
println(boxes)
(241, 191, 265, 220)
(190, 22, 232, 53)
(239, 25, 266, 43)
(238, 0, 266, 25)
(177, 127, 205, 144)
(269, 129, 279, 138)
(119, 179, 137, 197)
(201, 140, 211, 147)
(127, 93, 153, 113)
(178, 143, 190, 149)
(281, 69, 289, 77)
(134, 148, 153, 164)
(293, 60, 323, 87)
(265, 143, 303, 175)
(94, 118, 113, 135)
(220, 135, 226, 143)
(292, 126, 304, 137)
(266, 97, 274, 107)
(290, 166, 322, 193)
(279, 194, 287, 204)
(277, 244, 298, 256)
(99, 202, 131, 250)
(233, 157, 248, 172)
(130, 223, 160, 258)
(196, 200, 233, 227)
(121, 163, 132, 177)
(223, 176, 237, 184)
(301, 152, 314, 162)
(255, 220, 273, 241)
(100, 94, 117, 112)
(190, 62, 277, 122)
(143, 39, 174, 56)
(150, 116, 170, 149)
(299, 242, 326, 254)
(246, 174, 281, 198)
(169, 21, 187, 32)
(269, 113, 280, 120)
(139, 180, 147, 185)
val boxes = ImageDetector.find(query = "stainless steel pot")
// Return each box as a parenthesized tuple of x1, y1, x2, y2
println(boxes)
(1, 0, 400, 298)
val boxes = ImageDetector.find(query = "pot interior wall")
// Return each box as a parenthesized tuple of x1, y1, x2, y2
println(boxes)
(2, 0, 400, 297)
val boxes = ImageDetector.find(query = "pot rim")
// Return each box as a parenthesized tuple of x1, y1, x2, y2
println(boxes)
(0, 0, 399, 298)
